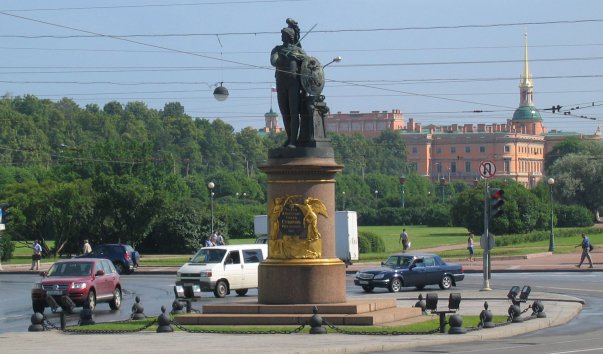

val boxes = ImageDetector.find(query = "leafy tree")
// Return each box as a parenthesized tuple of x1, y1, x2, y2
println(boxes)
(548, 154, 603, 212)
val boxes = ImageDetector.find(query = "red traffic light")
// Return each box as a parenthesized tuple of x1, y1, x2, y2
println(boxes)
(490, 189, 504, 199)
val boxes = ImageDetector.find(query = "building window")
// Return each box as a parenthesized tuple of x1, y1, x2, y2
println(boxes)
(479, 146, 486, 153)
(465, 146, 471, 153)
(465, 161, 471, 173)
(450, 161, 457, 173)
(412, 147, 418, 154)
(504, 145, 510, 153)
(450, 146, 456, 153)
(436, 147, 442, 154)
(504, 159, 510, 172)
(436, 163, 442, 173)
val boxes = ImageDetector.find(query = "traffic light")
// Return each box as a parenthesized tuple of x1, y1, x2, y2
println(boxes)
(489, 188, 504, 219)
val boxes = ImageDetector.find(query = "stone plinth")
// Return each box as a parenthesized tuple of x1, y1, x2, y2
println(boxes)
(258, 147, 346, 304)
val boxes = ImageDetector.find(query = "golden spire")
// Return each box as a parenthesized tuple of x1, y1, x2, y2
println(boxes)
(519, 33, 534, 106)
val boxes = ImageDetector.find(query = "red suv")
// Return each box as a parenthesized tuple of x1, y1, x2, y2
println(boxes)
(31, 258, 122, 314)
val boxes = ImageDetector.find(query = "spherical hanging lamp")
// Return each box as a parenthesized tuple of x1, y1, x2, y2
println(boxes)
(213, 82, 229, 101)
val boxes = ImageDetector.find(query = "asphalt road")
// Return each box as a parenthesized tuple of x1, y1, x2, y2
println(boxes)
(1, 271, 601, 341)
(394, 272, 603, 354)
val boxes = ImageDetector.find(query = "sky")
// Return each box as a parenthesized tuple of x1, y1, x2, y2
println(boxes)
(0, 0, 602, 134)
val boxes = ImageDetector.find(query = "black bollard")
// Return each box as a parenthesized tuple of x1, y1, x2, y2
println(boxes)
(171, 299, 185, 315)
(414, 293, 426, 313)
(479, 301, 495, 328)
(532, 300, 546, 318)
(448, 314, 467, 334)
(79, 299, 95, 326)
(508, 304, 523, 323)
(28, 313, 45, 332)
(131, 296, 146, 320)
(156, 306, 174, 333)
(309, 306, 326, 334)
(60, 311, 66, 330)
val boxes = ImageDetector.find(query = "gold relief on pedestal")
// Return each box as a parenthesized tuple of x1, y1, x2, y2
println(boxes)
(268, 194, 328, 259)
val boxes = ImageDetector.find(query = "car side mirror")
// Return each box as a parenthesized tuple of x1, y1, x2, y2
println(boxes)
(40, 271, 47, 277)
(409, 263, 416, 270)
(381, 261, 385, 266)
(95, 269, 105, 276)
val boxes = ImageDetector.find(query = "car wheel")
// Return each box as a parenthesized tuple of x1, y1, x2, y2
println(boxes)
(86, 289, 96, 311)
(235, 289, 248, 296)
(213, 280, 228, 298)
(109, 288, 122, 310)
(439, 275, 453, 290)
(415, 285, 425, 290)
(32, 301, 45, 314)
(389, 278, 403, 293)
(361, 285, 374, 293)
(113, 262, 125, 275)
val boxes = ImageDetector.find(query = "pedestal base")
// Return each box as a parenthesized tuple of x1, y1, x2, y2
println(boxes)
(258, 259, 346, 304)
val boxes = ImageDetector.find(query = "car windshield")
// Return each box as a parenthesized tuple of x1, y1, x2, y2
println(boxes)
(47, 262, 93, 277)
(190, 249, 226, 264)
(383, 256, 413, 268)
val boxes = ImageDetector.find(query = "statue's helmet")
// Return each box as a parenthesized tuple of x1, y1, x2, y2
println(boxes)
(281, 27, 296, 42)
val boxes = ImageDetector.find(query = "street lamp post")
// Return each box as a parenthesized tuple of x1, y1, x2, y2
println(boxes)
(342, 191, 346, 211)
(208, 181, 215, 232)
(547, 177, 555, 252)
(399, 174, 406, 208)
(439, 177, 446, 203)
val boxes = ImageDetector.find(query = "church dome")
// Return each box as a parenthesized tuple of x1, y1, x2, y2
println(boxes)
(512, 105, 542, 121)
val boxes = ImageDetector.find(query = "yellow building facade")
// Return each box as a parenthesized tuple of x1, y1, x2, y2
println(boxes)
(324, 34, 601, 187)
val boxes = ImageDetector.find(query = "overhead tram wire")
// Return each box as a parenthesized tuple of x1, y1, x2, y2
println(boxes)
(0, 11, 598, 115)
(0, 0, 307, 12)
(1, 18, 602, 38)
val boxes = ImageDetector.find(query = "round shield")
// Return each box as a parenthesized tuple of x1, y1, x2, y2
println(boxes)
(300, 56, 325, 96)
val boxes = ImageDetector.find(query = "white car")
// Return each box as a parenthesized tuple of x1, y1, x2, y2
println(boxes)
(174, 244, 267, 298)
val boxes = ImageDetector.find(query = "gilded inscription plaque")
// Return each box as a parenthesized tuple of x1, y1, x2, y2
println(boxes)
(268, 195, 327, 259)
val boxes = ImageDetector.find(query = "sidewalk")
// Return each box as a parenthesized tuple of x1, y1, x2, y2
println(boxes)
(1, 248, 599, 274)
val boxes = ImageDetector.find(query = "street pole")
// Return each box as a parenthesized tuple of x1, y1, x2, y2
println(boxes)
(399, 175, 406, 208)
(208, 182, 215, 232)
(548, 178, 555, 252)
(481, 180, 492, 291)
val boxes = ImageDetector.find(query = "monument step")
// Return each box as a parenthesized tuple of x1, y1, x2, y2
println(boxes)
(201, 299, 398, 315)
(175, 307, 422, 326)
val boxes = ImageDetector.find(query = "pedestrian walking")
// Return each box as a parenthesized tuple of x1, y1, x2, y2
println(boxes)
(399, 228, 410, 252)
(82, 239, 92, 254)
(575, 233, 594, 268)
(30, 240, 42, 270)
(467, 234, 475, 262)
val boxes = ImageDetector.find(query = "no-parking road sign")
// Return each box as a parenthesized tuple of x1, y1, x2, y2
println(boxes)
(479, 160, 496, 178)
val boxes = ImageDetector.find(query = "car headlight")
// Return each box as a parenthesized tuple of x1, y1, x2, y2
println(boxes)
(373, 273, 385, 280)
(199, 271, 212, 277)
(32, 283, 42, 290)
(71, 282, 87, 289)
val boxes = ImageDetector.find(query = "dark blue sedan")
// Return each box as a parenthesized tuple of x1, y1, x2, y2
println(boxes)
(354, 253, 464, 293)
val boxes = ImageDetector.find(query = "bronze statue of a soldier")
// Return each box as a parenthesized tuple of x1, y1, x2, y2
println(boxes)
(270, 19, 307, 148)
(271, 19, 329, 149)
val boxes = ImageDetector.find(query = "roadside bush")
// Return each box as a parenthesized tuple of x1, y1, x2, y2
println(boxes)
(359, 231, 385, 253)
(0, 234, 14, 261)
(555, 204, 594, 227)
(358, 233, 371, 253)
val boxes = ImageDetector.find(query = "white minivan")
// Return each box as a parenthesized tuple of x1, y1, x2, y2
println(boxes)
(174, 244, 267, 298)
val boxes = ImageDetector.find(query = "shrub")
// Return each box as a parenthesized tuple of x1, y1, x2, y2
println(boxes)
(358, 233, 371, 253)
(555, 204, 594, 227)
(0, 234, 14, 261)
(359, 231, 385, 253)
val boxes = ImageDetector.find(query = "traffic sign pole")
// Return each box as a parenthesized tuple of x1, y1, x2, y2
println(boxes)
(481, 180, 492, 291)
